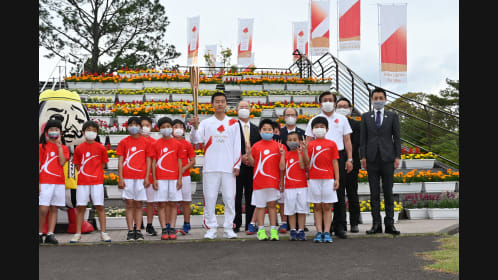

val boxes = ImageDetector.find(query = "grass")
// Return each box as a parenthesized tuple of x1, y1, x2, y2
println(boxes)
(418, 234, 459, 274)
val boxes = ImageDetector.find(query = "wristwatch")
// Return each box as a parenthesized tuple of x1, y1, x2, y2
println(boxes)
(347, 158, 353, 162)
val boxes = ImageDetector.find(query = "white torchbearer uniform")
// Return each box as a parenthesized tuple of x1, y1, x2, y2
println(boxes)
(190, 115, 242, 230)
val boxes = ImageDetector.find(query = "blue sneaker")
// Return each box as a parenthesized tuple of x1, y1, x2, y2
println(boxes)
(323, 232, 333, 243)
(313, 232, 323, 243)
(297, 230, 306, 241)
(278, 222, 289, 233)
(180, 223, 190, 235)
(289, 229, 297, 241)
(247, 223, 258, 235)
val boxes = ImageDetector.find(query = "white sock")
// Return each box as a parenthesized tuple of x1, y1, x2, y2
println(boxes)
(270, 226, 277, 230)
(258, 226, 265, 230)
(39, 232, 43, 236)
(291, 228, 296, 231)
(250, 222, 256, 225)
(47, 232, 54, 235)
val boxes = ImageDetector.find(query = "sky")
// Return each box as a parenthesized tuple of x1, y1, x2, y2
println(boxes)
(38, 0, 459, 95)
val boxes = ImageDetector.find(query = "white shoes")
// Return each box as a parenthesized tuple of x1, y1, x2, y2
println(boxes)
(204, 228, 217, 239)
(101, 232, 112, 242)
(223, 229, 238, 239)
(70, 233, 81, 243)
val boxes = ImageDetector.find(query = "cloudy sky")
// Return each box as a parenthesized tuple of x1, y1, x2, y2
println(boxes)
(39, 0, 458, 95)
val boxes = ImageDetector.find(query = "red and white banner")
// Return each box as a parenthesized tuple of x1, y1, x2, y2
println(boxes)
(379, 4, 407, 84)
(292, 21, 309, 61)
(237, 18, 254, 68)
(339, 0, 360, 51)
(187, 16, 200, 66)
(310, 0, 330, 56)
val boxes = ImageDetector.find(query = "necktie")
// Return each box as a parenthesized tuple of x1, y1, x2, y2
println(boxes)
(244, 123, 250, 142)
(376, 110, 381, 128)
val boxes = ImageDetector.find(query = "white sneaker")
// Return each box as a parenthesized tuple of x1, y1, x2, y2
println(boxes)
(101, 232, 112, 242)
(204, 228, 217, 239)
(223, 229, 238, 239)
(70, 233, 81, 243)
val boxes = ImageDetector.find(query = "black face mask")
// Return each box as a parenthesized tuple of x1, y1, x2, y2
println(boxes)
(272, 134, 281, 141)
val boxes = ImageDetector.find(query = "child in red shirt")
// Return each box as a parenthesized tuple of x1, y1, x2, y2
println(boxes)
(140, 116, 158, 237)
(39, 119, 69, 244)
(71, 120, 110, 243)
(246, 119, 285, 241)
(302, 116, 340, 243)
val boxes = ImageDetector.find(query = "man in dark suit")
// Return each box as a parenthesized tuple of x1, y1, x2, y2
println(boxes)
(233, 100, 262, 233)
(335, 98, 361, 233)
(360, 87, 401, 235)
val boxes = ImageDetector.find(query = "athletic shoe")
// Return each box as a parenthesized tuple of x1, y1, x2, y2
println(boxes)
(270, 228, 279, 241)
(278, 222, 289, 233)
(247, 223, 258, 235)
(289, 229, 297, 241)
(323, 232, 333, 243)
(257, 229, 269, 241)
(313, 232, 323, 243)
(70, 233, 81, 243)
(204, 228, 217, 239)
(168, 228, 177, 240)
(146, 224, 157, 236)
(297, 230, 306, 241)
(161, 228, 169, 240)
(45, 234, 58, 245)
(135, 230, 144, 241)
(223, 229, 238, 239)
(180, 223, 190, 235)
(39, 234, 44, 244)
(127, 230, 135, 241)
(101, 232, 112, 242)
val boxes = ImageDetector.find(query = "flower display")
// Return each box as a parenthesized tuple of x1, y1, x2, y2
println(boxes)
(403, 192, 459, 209)
(241, 90, 269, 96)
(190, 167, 201, 182)
(103, 172, 119, 185)
(359, 169, 459, 183)
(107, 149, 117, 158)
(360, 200, 403, 212)
(401, 147, 438, 160)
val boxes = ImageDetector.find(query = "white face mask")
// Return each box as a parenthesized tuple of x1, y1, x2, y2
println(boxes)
(141, 126, 151, 135)
(173, 128, 184, 137)
(285, 116, 297, 125)
(84, 131, 97, 141)
(335, 108, 351, 116)
(160, 127, 172, 137)
(312, 127, 327, 138)
(321, 101, 335, 113)
(238, 108, 250, 119)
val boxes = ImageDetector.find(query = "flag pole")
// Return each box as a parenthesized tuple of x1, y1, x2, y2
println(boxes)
(377, 3, 382, 87)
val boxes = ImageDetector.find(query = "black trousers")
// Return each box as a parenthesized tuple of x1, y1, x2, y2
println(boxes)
(331, 150, 348, 232)
(345, 165, 361, 226)
(234, 165, 255, 231)
(366, 155, 395, 225)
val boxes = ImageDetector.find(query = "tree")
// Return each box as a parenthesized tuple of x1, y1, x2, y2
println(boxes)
(39, 0, 180, 74)
(218, 45, 232, 70)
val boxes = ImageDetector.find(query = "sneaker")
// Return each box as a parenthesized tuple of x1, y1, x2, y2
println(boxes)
(180, 223, 190, 235)
(223, 229, 238, 239)
(45, 234, 58, 245)
(278, 223, 289, 233)
(70, 233, 81, 243)
(257, 228, 269, 241)
(39, 234, 44, 244)
(161, 228, 169, 240)
(146, 224, 157, 236)
(289, 229, 297, 241)
(247, 223, 258, 235)
(169, 228, 177, 240)
(101, 232, 112, 242)
(135, 230, 144, 241)
(313, 232, 323, 243)
(270, 228, 279, 241)
(297, 230, 306, 241)
(127, 230, 135, 241)
(204, 228, 217, 239)
(323, 232, 333, 243)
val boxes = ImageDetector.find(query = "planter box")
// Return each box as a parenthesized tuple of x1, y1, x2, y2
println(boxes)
(249, 117, 261, 126)
(403, 159, 435, 169)
(241, 96, 268, 104)
(286, 84, 309, 91)
(293, 95, 318, 103)
(224, 84, 241, 91)
(268, 95, 293, 103)
(117, 94, 144, 103)
(357, 182, 370, 195)
(263, 83, 286, 91)
(198, 96, 212, 103)
(119, 82, 144, 90)
(93, 83, 120, 90)
(67, 82, 93, 90)
(90, 116, 112, 126)
(222, 76, 242, 82)
(108, 134, 127, 145)
(392, 182, 423, 194)
(296, 123, 308, 130)
(107, 158, 118, 170)
(104, 184, 122, 199)
(143, 81, 169, 88)
(405, 208, 429, 220)
(274, 107, 286, 116)
(116, 115, 131, 125)
(167, 81, 191, 89)
(195, 155, 204, 167)
(427, 208, 459, 219)
(300, 107, 321, 116)
(198, 83, 219, 91)
(359, 211, 400, 224)
(191, 181, 198, 194)
(261, 109, 274, 118)
(57, 208, 91, 224)
(240, 84, 264, 92)
(145, 93, 170, 102)
(423, 181, 457, 193)
(242, 75, 262, 79)
(309, 83, 331, 92)
(170, 94, 193, 102)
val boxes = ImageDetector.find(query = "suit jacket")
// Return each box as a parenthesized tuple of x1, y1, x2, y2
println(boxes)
(279, 126, 306, 150)
(359, 110, 401, 163)
(347, 116, 361, 167)
(239, 120, 261, 168)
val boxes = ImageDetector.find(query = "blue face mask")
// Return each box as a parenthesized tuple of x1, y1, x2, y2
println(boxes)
(261, 132, 274, 141)
(128, 126, 140, 135)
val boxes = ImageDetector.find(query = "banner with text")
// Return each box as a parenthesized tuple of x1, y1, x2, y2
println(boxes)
(379, 4, 407, 84)
(310, 0, 330, 56)
(293, 21, 309, 61)
(339, 0, 360, 51)
(237, 18, 254, 68)
(187, 16, 200, 66)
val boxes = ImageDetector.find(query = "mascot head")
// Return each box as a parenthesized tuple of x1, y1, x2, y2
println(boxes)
(39, 89, 90, 150)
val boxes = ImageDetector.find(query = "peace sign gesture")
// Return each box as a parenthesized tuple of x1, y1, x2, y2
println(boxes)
(300, 135, 308, 151)
(277, 139, 286, 156)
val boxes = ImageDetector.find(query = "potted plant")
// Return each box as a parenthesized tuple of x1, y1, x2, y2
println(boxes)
(422, 169, 459, 193)
(402, 193, 439, 219)
(359, 199, 402, 224)
(357, 169, 370, 195)
(392, 169, 424, 193)
(401, 147, 437, 169)
(426, 192, 459, 219)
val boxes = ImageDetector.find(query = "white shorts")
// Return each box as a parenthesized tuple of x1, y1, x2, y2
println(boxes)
(277, 190, 285, 204)
(122, 179, 147, 201)
(284, 188, 309, 215)
(76, 184, 104, 206)
(145, 184, 156, 203)
(308, 179, 338, 204)
(39, 184, 66, 206)
(181, 176, 192, 202)
(251, 188, 281, 208)
(155, 180, 182, 202)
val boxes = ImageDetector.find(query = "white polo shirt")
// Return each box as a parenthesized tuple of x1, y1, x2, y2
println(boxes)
(305, 112, 352, 151)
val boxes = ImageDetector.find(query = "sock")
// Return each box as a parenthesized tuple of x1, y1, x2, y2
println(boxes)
(147, 223, 152, 227)
(291, 228, 296, 232)
(299, 229, 304, 232)
(47, 232, 54, 236)
(270, 226, 277, 230)
(39, 232, 43, 236)
(258, 226, 265, 231)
